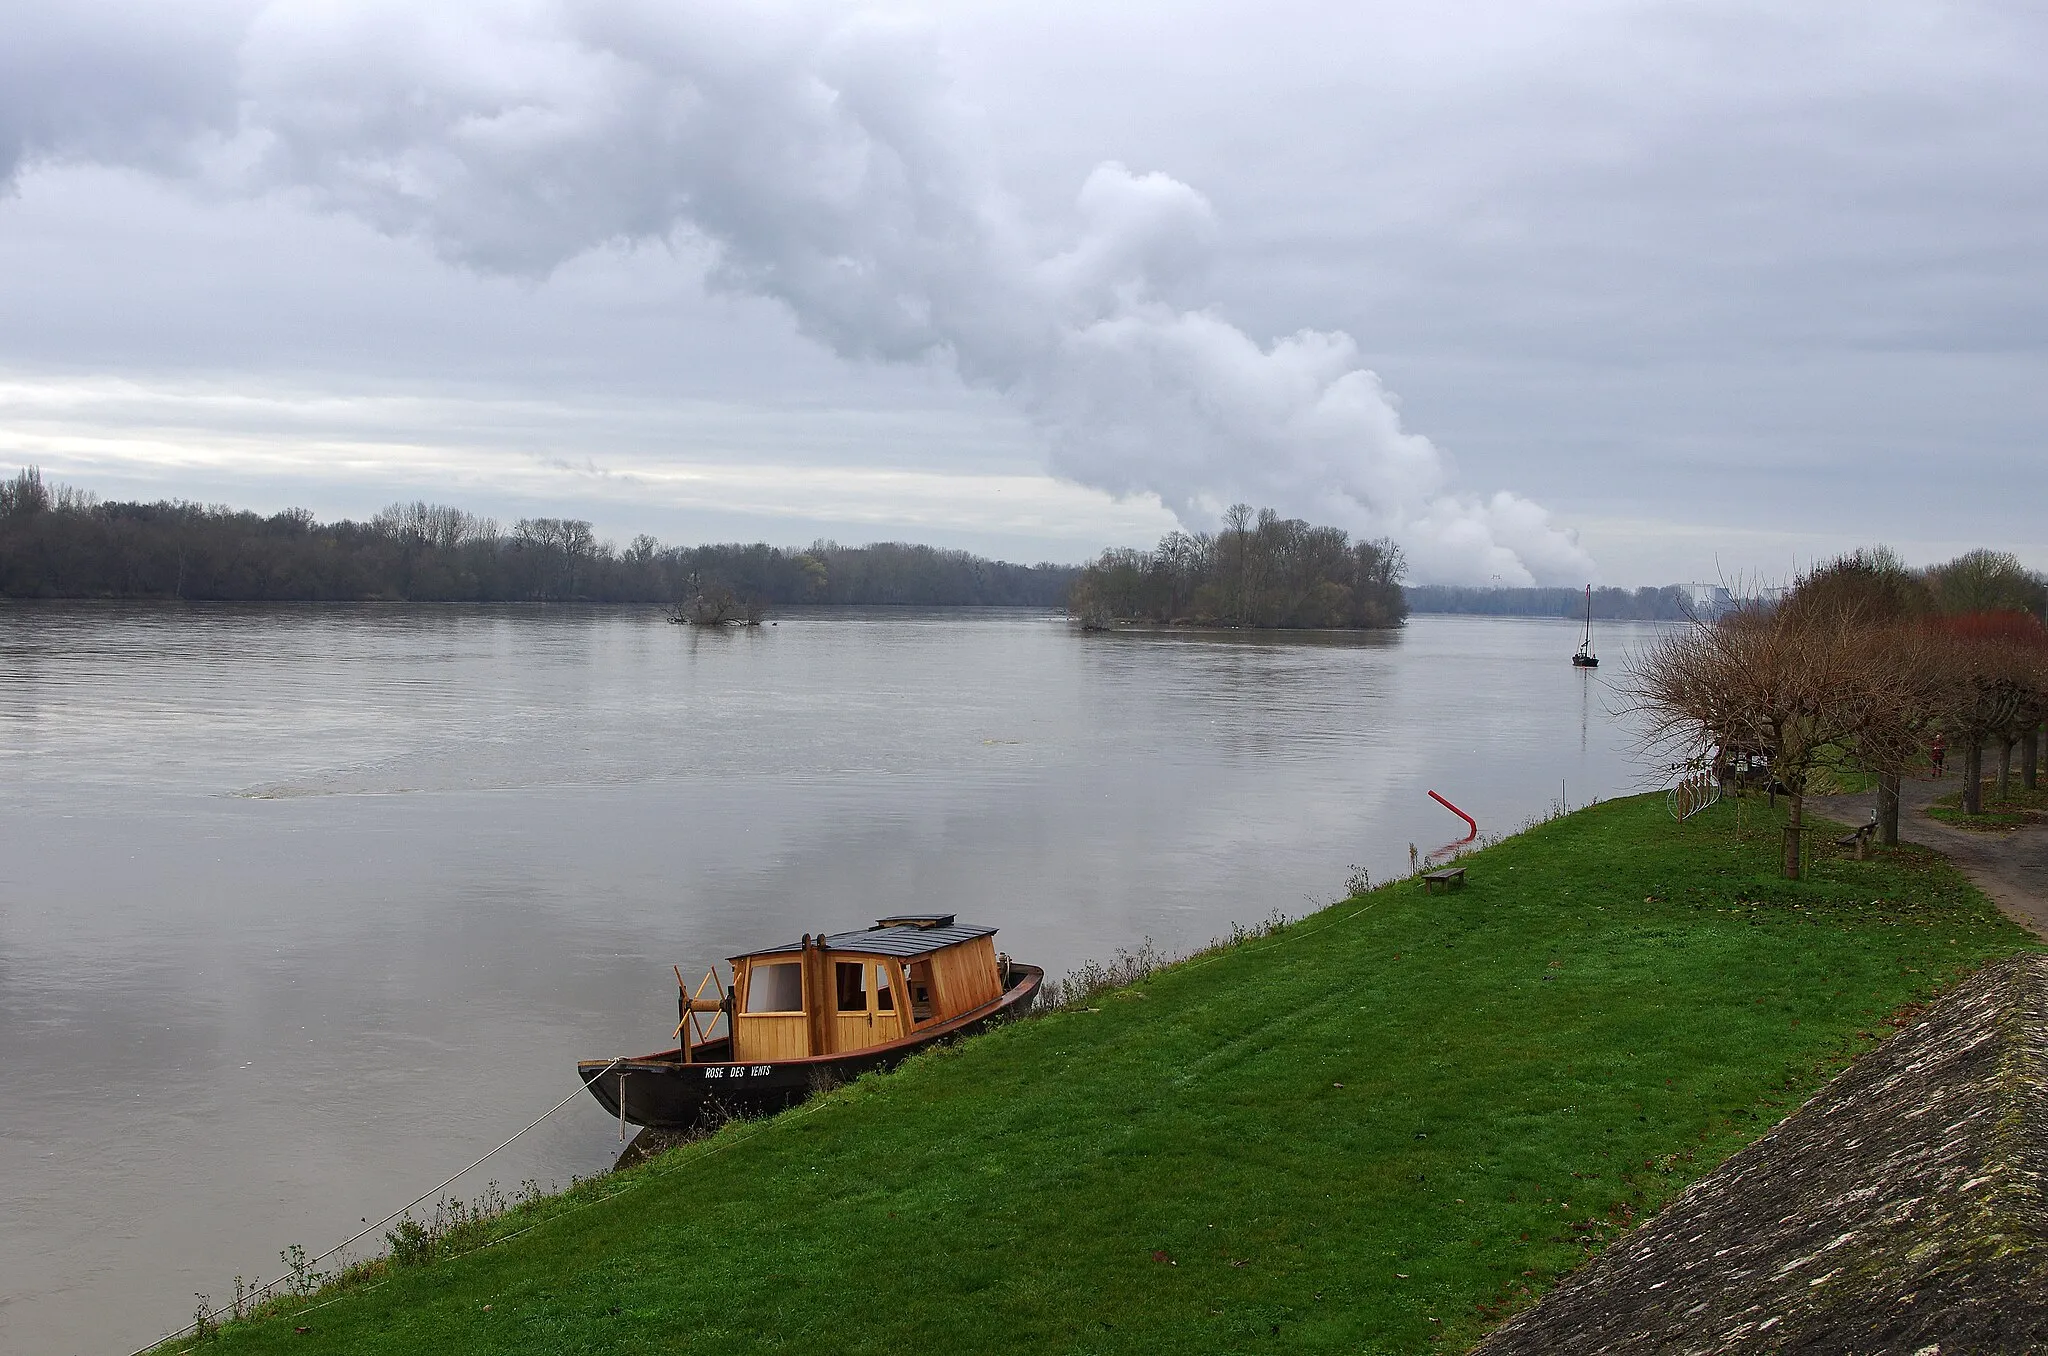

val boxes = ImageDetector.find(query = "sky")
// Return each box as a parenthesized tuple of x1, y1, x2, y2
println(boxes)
(0, 0, 2041, 585)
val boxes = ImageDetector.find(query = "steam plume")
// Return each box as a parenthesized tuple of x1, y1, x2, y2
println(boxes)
(1, 1, 1594, 583)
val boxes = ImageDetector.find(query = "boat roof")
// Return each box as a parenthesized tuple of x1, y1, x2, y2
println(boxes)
(741, 920, 997, 961)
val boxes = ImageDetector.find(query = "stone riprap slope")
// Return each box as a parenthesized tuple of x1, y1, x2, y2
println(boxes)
(1477, 953, 2048, 1354)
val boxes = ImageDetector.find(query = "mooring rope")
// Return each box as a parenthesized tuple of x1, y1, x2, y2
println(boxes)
(137, 906, 1381, 1353)
(129, 1056, 625, 1356)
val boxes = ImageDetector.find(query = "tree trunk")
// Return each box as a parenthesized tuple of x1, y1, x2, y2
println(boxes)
(1877, 770, 1901, 848)
(1963, 744, 1984, 815)
(2025, 727, 2040, 792)
(1997, 741, 2014, 802)
(1782, 791, 1804, 880)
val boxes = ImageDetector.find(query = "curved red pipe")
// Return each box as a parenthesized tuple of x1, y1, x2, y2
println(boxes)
(1428, 790, 1477, 841)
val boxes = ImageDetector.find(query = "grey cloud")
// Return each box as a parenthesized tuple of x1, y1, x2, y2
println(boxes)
(0, 1, 250, 180)
(932, 0, 2046, 565)
(8, 0, 2042, 583)
(1, 0, 1594, 583)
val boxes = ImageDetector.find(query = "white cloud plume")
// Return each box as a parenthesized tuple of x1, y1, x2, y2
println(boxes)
(1, 0, 1594, 583)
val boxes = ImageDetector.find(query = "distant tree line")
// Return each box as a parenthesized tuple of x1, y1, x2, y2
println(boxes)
(0, 468, 1077, 606)
(1404, 584, 1693, 620)
(1068, 505, 1407, 630)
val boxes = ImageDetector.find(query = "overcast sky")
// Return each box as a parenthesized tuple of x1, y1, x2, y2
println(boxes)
(1, 0, 2041, 584)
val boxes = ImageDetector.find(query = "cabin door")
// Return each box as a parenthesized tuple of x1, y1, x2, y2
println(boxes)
(831, 961, 873, 1053)
(831, 960, 907, 1051)
(869, 962, 903, 1043)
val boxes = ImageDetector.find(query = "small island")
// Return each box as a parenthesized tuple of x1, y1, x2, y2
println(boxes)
(1067, 504, 1408, 630)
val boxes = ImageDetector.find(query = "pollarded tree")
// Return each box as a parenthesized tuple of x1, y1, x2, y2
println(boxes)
(1926, 553, 2048, 801)
(1626, 604, 1878, 879)
(1781, 549, 1941, 845)
(1933, 613, 2048, 814)
(1837, 621, 1947, 847)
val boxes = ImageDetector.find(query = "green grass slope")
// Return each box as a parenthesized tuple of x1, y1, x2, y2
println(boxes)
(183, 795, 2033, 1355)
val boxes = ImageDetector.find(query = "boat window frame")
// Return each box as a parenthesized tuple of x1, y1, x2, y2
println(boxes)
(834, 959, 868, 1013)
(741, 960, 805, 1015)
(906, 957, 938, 1024)
(874, 961, 895, 1012)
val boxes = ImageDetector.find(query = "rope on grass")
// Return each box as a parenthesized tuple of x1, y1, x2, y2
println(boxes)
(129, 1056, 626, 1356)
(474, 1090, 843, 1255)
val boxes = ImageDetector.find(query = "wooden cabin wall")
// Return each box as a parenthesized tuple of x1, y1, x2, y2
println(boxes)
(735, 1015, 807, 1062)
(728, 937, 1002, 1060)
(929, 936, 1002, 1018)
(732, 957, 812, 1062)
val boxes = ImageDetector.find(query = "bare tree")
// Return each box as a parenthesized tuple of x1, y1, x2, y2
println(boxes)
(1932, 614, 2048, 815)
(1626, 605, 1882, 879)
(670, 581, 768, 626)
(1781, 550, 1941, 845)
(1837, 623, 1948, 846)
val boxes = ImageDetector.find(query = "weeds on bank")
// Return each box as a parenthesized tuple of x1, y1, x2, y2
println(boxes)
(157, 1178, 575, 1349)
(381, 1180, 551, 1269)
(1037, 905, 1303, 1011)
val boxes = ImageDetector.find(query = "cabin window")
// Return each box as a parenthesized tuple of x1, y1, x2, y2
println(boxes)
(835, 961, 867, 1012)
(744, 961, 803, 1013)
(874, 964, 894, 1011)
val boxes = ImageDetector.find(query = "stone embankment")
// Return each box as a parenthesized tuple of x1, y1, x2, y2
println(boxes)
(1478, 953, 2048, 1354)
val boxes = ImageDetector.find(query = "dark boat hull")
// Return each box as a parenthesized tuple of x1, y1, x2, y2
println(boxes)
(579, 964, 1044, 1130)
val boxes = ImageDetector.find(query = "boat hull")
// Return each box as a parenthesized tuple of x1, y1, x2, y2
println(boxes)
(579, 964, 1044, 1130)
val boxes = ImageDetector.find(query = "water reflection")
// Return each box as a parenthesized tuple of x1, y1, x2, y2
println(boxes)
(0, 604, 1659, 1354)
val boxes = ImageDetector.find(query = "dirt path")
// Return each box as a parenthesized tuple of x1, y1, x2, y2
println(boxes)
(1811, 774, 2048, 941)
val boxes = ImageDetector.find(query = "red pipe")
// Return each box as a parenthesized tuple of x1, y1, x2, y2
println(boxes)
(1428, 790, 1477, 841)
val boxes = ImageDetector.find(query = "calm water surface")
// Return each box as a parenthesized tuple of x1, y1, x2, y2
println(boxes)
(0, 604, 1663, 1353)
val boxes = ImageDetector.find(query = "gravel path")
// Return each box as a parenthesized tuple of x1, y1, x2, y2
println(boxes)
(1811, 773, 2048, 942)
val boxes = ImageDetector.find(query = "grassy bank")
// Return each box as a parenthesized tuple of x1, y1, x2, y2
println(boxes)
(170, 795, 2032, 1355)
(1927, 782, 2048, 830)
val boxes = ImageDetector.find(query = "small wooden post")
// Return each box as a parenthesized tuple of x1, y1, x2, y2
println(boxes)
(802, 935, 832, 1056)
(617, 1071, 629, 1142)
(676, 965, 691, 1063)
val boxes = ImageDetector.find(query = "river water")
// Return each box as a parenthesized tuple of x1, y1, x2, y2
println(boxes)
(0, 604, 1664, 1354)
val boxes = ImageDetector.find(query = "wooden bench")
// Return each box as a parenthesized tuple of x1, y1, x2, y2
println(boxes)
(1422, 866, 1466, 893)
(1833, 821, 1877, 860)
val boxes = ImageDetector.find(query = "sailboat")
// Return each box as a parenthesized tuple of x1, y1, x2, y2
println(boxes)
(1572, 584, 1599, 667)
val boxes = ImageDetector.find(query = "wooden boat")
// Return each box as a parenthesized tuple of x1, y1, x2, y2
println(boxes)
(578, 914, 1042, 1130)
(1572, 583, 1599, 667)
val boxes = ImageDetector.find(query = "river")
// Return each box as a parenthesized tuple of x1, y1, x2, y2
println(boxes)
(0, 604, 1664, 1353)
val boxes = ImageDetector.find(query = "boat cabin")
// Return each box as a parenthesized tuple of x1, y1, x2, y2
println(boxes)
(721, 915, 1005, 1063)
